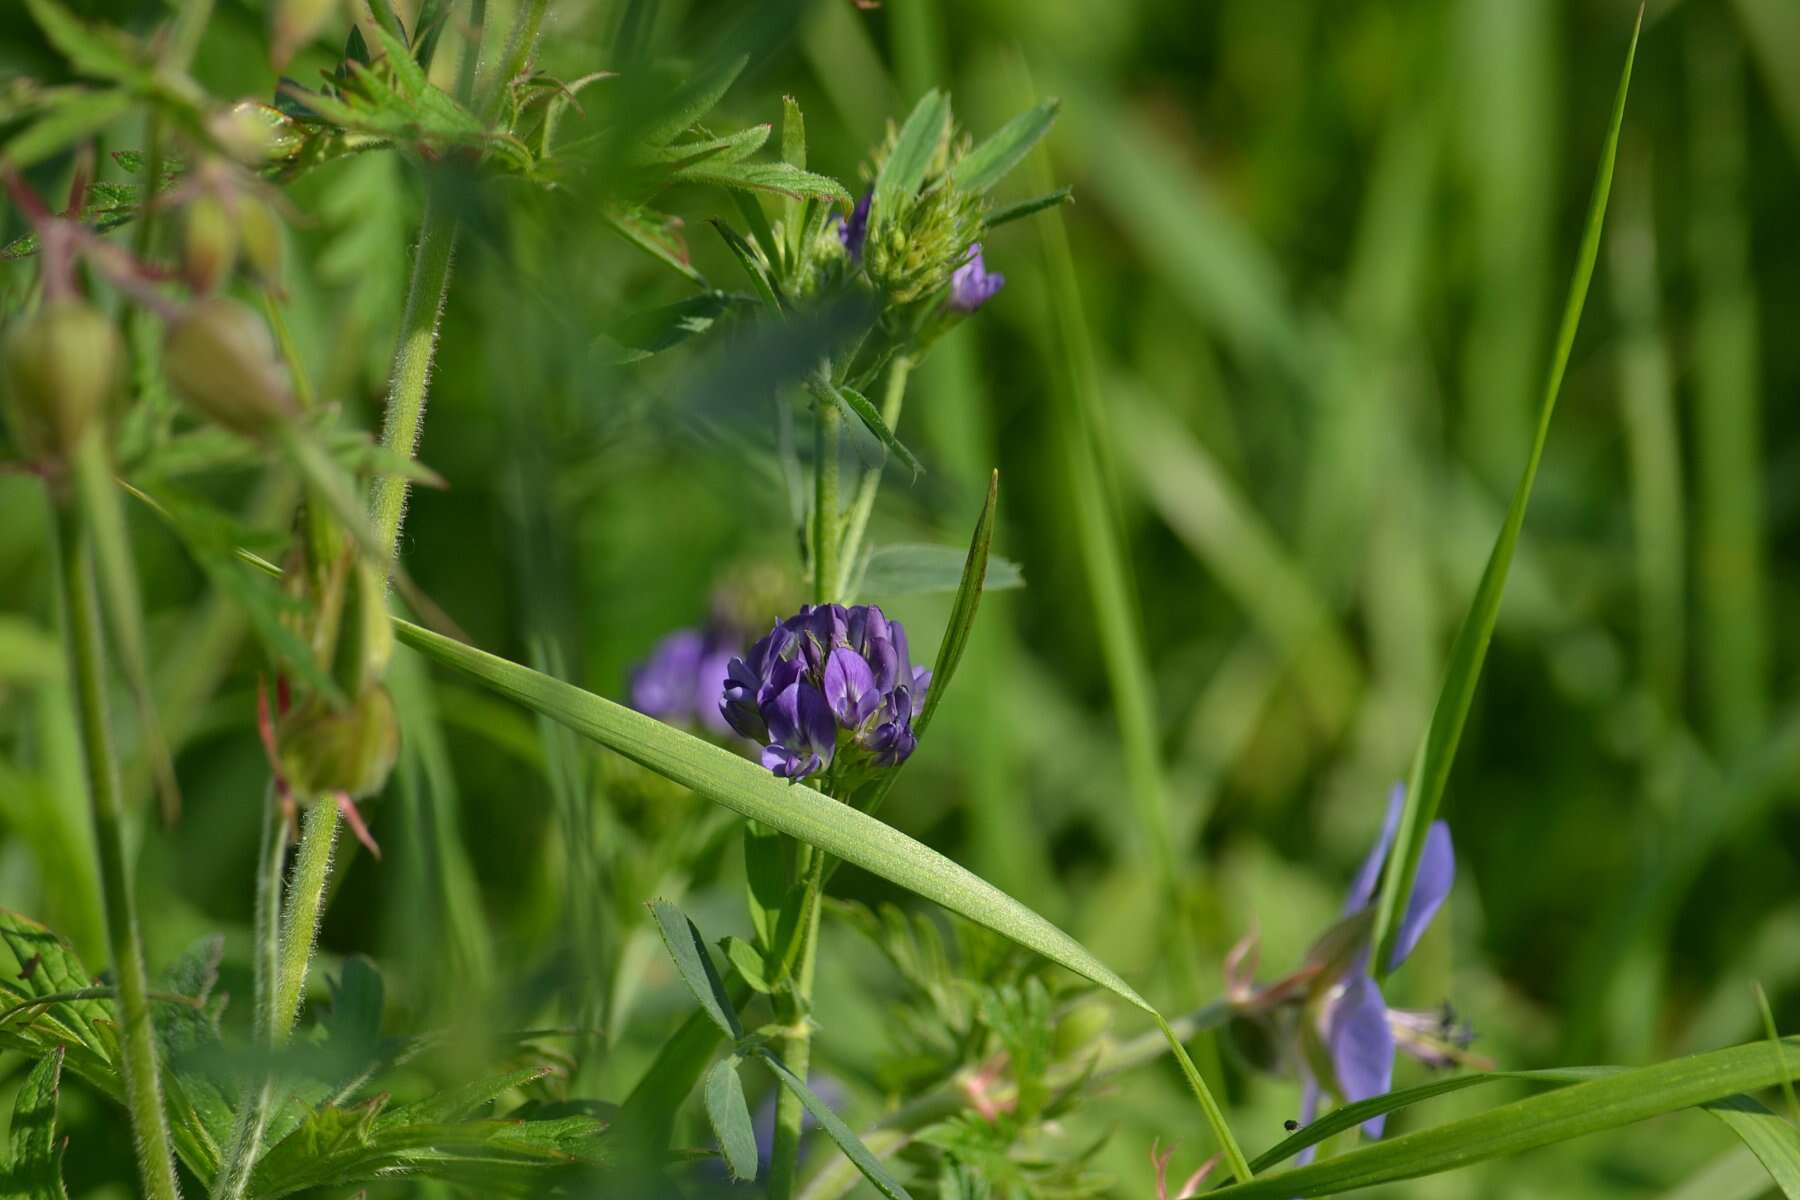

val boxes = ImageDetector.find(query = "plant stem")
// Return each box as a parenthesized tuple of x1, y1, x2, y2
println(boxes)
(50, 487, 182, 1200)
(273, 799, 341, 1035)
(483, 0, 549, 118)
(812, 389, 842, 603)
(370, 191, 458, 562)
(211, 785, 286, 1200)
(768, 851, 827, 1200)
(833, 356, 911, 598)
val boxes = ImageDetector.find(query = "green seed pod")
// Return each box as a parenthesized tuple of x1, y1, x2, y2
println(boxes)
(1052, 998, 1112, 1060)
(1, 301, 122, 462)
(183, 192, 239, 294)
(210, 101, 306, 165)
(278, 684, 401, 800)
(331, 559, 394, 698)
(163, 297, 296, 436)
(239, 195, 285, 289)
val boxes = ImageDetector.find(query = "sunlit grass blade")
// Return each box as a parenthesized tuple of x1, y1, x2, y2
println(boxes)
(1708, 1094, 1800, 1198)
(1369, 7, 1642, 976)
(1210, 1036, 1800, 1198)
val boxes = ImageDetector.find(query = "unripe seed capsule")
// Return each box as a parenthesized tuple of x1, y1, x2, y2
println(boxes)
(1, 301, 122, 462)
(163, 297, 296, 436)
(277, 684, 401, 800)
(183, 192, 239, 294)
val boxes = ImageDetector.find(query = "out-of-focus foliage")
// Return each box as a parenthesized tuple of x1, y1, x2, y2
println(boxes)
(2, 0, 1799, 1196)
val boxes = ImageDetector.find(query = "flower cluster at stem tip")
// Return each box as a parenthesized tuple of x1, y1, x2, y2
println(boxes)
(721, 603, 929, 782)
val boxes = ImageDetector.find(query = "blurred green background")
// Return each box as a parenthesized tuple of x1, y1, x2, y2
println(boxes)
(3, 0, 1799, 1195)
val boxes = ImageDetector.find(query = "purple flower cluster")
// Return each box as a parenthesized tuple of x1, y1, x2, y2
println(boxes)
(948, 243, 1004, 312)
(721, 603, 930, 780)
(629, 627, 740, 737)
(838, 192, 872, 262)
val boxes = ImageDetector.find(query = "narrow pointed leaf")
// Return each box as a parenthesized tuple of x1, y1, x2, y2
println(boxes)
(873, 90, 949, 222)
(952, 98, 1061, 194)
(617, 977, 755, 1153)
(915, 471, 996, 740)
(983, 186, 1073, 231)
(6, 1045, 70, 1200)
(1211, 1035, 1800, 1198)
(1371, 8, 1641, 976)
(759, 1048, 911, 1200)
(705, 1057, 760, 1181)
(648, 899, 742, 1039)
(825, 382, 922, 478)
(637, 54, 747, 147)
(711, 220, 783, 313)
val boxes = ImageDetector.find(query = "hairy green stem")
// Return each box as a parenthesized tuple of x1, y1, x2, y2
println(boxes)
(370, 192, 459, 562)
(769, 851, 827, 1200)
(483, 0, 549, 118)
(833, 356, 912, 598)
(275, 799, 342, 1035)
(812, 391, 842, 603)
(51, 488, 182, 1200)
(211, 785, 286, 1200)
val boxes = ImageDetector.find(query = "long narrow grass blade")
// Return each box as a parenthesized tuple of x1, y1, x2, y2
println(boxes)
(913, 470, 996, 740)
(1209, 1036, 1800, 1198)
(1370, 8, 1642, 976)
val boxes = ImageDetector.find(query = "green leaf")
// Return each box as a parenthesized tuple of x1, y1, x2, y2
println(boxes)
(952, 98, 1061, 194)
(759, 1048, 911, 1199)
(711, 220, 783, 313)
(915, 472, 997, 741)
(637, 54, 747, 147)
(1370, 6, 1641, 977)
(732, 190, 784, 278)
(600, 291, 749, 361)
(392, 620, 1154, 1014)
(21, 0, 144, 84)
(982, 186, 1074, 231)
(825, 382, 922, 478)
(616, 976, 755, 1154)
(719, 936, 774, 994)
(875, 90, 950, 223)
(652, 124, 772, 170)
(1211, 1036, 1800, 1198)
(648, 899, 742, 1040)
(0, 910, 115, 1091)
(744, 825, 790, 947)
(704, 1057, 759, 1181)
(781, 95, 808, 262)
(1, 88, 132, 171)
(1707, 1094, 1800, 1198)
(602, 204, 704, 285)
(4, 1046, 70, 1200)
(680, 160, 853, 208)
(859, 542, 1024, 598)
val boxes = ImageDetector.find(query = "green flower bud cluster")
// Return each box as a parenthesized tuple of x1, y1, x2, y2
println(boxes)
(860, 127, 985, 307)
(1, 301, 122, 464)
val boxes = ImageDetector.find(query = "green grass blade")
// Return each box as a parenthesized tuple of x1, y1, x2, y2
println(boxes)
(951, 98, 1060, 194)
(1210, 1036, 1800, 1198)
(913, 470, 997, 740)
(1707, 1095, 1800, 1198)
(1369, 8, 1641, 976)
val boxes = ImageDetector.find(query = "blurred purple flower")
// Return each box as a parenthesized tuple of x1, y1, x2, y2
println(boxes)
(721, 603, 929, 782)
(838, 192, 871, 262)
(629, 627, 740, 736)
(1295, 785, 1463, 1160)
(947, 243, 1004, 312)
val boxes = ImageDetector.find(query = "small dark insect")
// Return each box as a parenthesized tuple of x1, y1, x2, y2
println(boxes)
(18, 954, 41, 981)
(1284, 1119, 1299, 1132)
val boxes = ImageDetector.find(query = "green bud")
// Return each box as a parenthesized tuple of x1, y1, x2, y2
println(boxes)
(163, 297, 296, 436)
(2, 302, 122, 462)
(210, 101, 306, 165)
(278, 684, 401, 800)
(183, 192, 239, 294)
(1052, 998, 1112, 1059)
(331, 559, 394, 697)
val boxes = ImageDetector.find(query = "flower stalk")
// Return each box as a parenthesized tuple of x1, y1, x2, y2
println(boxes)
(50, 481, 183, 1200)
(834, 355, 912, 598)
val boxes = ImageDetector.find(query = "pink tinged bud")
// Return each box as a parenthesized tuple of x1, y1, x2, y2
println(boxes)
(277, 684, 401, 800)
(163, 297, 297, 436)
(2, 301, 121, 462)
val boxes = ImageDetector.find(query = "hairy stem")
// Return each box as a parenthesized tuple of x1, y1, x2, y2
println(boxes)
(210, 785, 286, 1200)
(51, 486, 182, 1200)
(769, 852, 827, 1200)
(370, 192, 458, 561)
(812, 391, 842, 604)
(275, 799, 342, 1035)
(833, 356, 912, 598)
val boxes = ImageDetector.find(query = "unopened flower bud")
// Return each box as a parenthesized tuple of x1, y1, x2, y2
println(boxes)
(2, 301, 121, 462)
(209, 101, 305, 165)
(278, 684, 401, 800)
(331, 560, 395, 698)
(183, 192, 239, 294)
(163, 297, 296, 436)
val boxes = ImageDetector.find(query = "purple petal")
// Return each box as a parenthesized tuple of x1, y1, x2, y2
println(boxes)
(1388, 820, 1454, 972)
(838, 192, 871, 261)
(1327, 974, 1395, 1139)
(761, 744, 821, 779)
(1345, 784, 1406, 916)
(947, 243, 1004, 312)
(797, 682, 837, 764)
(823, 647, 879, 728)
(762, 681, 805, 747)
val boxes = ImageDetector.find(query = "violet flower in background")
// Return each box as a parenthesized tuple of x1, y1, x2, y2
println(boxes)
(838, 191, 871, 262)
(629, 627, 740, 737)
(947, 243, 1004, 312)
(1294, 785, 1464, 1161)
(721, 603, 929, 782)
